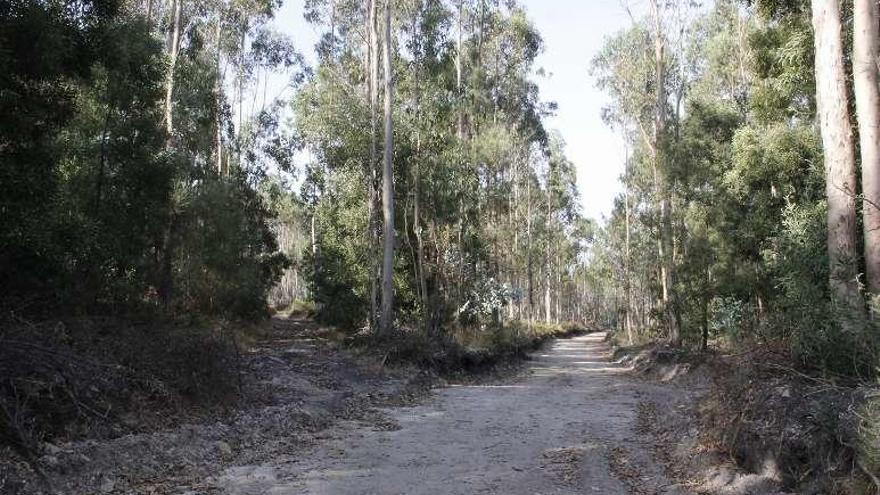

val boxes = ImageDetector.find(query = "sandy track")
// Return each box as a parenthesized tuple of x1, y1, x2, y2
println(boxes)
(215, 332, 690, 494)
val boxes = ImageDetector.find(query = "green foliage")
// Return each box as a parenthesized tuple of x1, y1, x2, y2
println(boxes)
(0, 1, 292, 319)
(175, 177, 288, 318)
(295, 0, 589, 336)
(589, 0, 879, 378)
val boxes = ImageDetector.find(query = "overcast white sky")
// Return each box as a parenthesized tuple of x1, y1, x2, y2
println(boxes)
(271, 0, 641, 222)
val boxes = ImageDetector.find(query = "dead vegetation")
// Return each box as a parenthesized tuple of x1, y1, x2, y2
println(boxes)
(541, 446, 585, 485)
(0, 316, 242, 461)
(617, 341, 880, 494)
(0, 316, 427, 494)
(701, 358, 878, 494)
(358, 320, 590, 374)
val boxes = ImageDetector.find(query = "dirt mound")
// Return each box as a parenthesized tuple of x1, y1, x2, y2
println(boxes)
(617, 342, 879, 494)
(701, 359, 877, 494)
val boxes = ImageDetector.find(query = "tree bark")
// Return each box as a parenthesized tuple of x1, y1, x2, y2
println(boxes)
(379, 0, 395, 334)
(366, 0, 380, 330)
(95, 106, 111, 214)
(649, 0, 679, 344)
(527, 172, 533, 318)
(214, 16, 224, 174)
(410, 10, 429, 333)
(854, 0, 880, 295)
(146, 0, 154, 30)
(545, 186, 552, 323)
(624, 165, 634, 345)
(164, 0, 182, 137)
(812, 0, 866, 321)
(455, 0, 465, 140)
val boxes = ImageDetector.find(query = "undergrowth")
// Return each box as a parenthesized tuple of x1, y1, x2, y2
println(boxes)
(0, 316, 243, 458)
(357, 320, 588, 374)
(610, 335, 880, 493)
(858, 393, 880, 491)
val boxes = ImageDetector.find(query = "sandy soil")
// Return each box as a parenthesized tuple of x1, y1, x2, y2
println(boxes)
(213, 332, 694, 494)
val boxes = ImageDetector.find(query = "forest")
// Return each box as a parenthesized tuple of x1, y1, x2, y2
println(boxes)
(2, 0, 880, 493)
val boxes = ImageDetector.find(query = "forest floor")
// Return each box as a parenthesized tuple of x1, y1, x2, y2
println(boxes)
(6, 318, 785, 495)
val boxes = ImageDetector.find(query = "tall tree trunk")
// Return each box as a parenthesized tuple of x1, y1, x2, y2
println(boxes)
(544, 264, 551, 323)
(624, 172, 634, 345)
(545, 192, 552, 323)
(555, 248, 560, 324)
(527, 174, 533, 319)
(379, 0, 395, 334)
(164, 0, 182, 137)
(410, 10, 429, 333)
(146, 0, 154, 30)
(95, 106, 111, 213)
(366, 0, 380, 330)
(455, 0, 464, 139)
(812, 0, 866, 321)
(854, 0, 880, 295)
(214, 16, 224, 174)
(649, 0, 679, 344)
(455, 1, 467, 306)
(237, 22, 245, 154)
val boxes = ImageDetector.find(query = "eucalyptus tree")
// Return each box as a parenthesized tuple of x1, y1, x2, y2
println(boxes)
(380, 0, 395, 334)
(293, 0, 586, 334)
(811, 0, 864, 323)
(592, 22, 676, 339)
(853, 0, 880, 297)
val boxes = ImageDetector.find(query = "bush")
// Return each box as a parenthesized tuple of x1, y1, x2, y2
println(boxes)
(304, 241, 368, 330)
(174, 177, 288, 319)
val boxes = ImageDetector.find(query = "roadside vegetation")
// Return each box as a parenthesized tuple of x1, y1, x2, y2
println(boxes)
(0, 0, 588, 469)
(4, 0, 880, 492)
(588, 0, 880, 490)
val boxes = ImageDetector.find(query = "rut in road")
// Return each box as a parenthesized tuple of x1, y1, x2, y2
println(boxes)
(216, 332, 690, 494)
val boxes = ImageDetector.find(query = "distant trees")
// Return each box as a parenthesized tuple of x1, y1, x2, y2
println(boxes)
(296, 0, 590, 334)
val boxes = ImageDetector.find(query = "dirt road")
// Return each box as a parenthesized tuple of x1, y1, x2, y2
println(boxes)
(216, 332, 689, 494)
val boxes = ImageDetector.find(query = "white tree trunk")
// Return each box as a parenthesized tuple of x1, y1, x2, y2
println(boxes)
(812, 0, 866, 320)
(366, 0, 379, 330)
(214, 16, 224, 174)
(164, 0, 182, 136)
(379, 0, 395, 334)
(854, 0, 880, 295)
(456, 0, 464, 139)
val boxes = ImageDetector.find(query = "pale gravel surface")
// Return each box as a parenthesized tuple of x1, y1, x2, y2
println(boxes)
(213, 332, 693, 495)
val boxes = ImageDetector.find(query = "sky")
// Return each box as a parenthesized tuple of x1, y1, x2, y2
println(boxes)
(271, 0, 639, 222)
